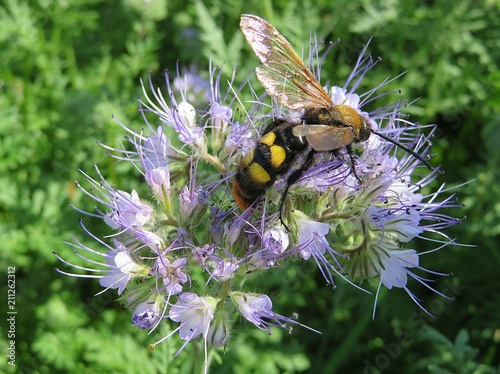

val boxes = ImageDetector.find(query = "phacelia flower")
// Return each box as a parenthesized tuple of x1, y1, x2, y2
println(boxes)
(169, 293, 218, 342)
(231, 292, 319, 335)
(132, 295, 163, 330)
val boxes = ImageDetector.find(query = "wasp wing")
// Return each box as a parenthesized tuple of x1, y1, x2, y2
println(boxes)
(293, 125, 354, 151)
(240, 14, 333, 111)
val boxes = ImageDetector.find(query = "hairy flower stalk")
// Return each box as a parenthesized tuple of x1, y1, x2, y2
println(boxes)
(55, 31, 462, 363)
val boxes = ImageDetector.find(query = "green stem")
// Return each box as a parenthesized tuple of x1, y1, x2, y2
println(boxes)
(156, 217, 178, 227)
(319, 211, 354, 221)
(217, 280, 232, 308)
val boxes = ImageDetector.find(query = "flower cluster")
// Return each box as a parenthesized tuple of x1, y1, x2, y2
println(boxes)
(55, 33, 461, 363)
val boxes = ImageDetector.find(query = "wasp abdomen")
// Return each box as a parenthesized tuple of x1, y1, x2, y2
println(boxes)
(233, 121, 307, 210)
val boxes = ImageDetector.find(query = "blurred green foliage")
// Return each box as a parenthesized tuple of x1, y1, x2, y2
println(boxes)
(1, 0, 499, 373)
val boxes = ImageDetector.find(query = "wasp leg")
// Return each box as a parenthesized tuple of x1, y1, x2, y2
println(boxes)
(346, 145, 362, 184)
(278, 150, 315, 231)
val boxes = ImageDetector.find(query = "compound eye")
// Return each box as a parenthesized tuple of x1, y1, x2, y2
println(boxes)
(357, 121, 371, 142)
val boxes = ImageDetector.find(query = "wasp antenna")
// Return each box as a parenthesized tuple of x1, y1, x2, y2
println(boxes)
(371, 129, 433, 169)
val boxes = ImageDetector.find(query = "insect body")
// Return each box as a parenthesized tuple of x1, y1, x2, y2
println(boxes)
(234, 14, 430, 214)
(232, 119, 308, 210)
(232, 106, 371, 211)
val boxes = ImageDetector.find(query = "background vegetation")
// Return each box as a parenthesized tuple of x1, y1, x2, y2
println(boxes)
(1, 0, 498, 373)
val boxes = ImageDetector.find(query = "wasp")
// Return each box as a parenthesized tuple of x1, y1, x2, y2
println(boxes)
(233, 14, 431, 221)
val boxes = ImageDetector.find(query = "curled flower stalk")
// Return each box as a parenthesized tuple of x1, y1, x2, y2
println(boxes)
(54, 17, 463, 368)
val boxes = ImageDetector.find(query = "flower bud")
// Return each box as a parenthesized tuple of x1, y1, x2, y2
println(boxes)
(207, 310, 230, 347)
